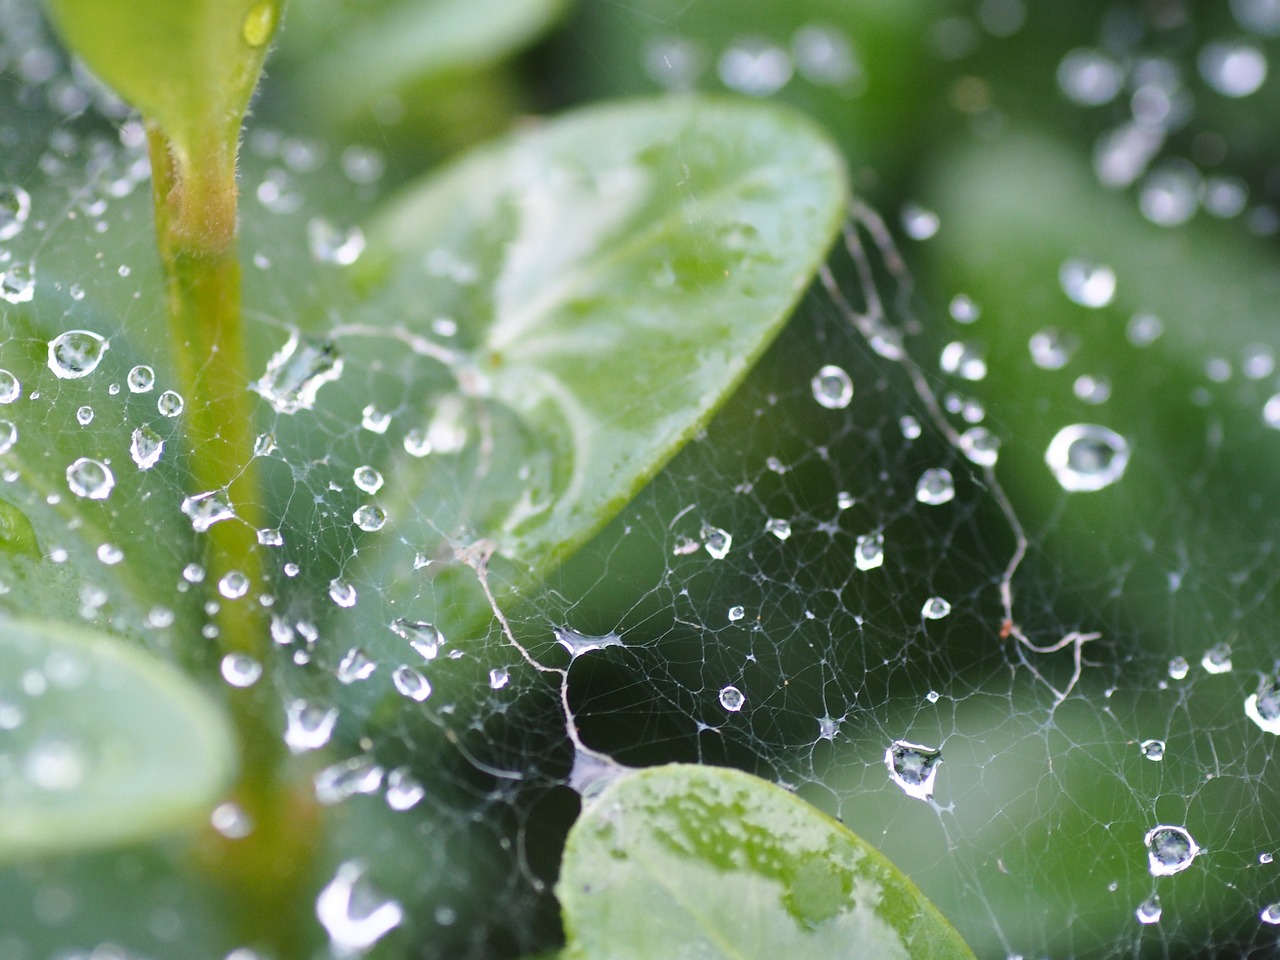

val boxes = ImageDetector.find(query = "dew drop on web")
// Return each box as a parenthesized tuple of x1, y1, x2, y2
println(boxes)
(886, 740, 942, 801)
(48, 330, 108, 379)
(252, 331, 344, 414)
(915, 467, 956, 505)
(65, 457, 114, 500)
(810, 364, 853, 409)
(1045, 424, 1130, 492)
(1145, 825, 1200, 876)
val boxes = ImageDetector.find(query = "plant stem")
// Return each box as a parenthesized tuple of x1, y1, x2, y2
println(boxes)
(148, 123, 317, 957)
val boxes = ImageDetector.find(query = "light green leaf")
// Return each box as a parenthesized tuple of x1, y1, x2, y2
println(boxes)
(558, 764, 975, 960)
(0, 615, 236, 859)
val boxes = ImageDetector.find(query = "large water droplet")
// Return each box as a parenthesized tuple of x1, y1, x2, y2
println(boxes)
(810, 364, 853, 409)
(854, 531, 884, 571)
(1145, 825, 1200, 876)
(127, 365, 155, 393)
(181, 490, 236, 531)
(718, 684, 745, 712)
(316, 861, 403, 952)
(886, 740, 942, 801)
(48, 330, 108, 379)
(392, 665, 431, 701)
(915, 467, 956, 505)
(1244, 677, 1280, 734)
(1045, 424, 1130, 492)
(252, 332, 344, 414)
(0, 261, 34, 304)
(353, 504, 387, 532)
(1059, 259, 1116, 307)
(284, 699, 339, 753)
(0, 184, 31, 241)
(353, 465, 383, 494)
(66, 458, 114, 500)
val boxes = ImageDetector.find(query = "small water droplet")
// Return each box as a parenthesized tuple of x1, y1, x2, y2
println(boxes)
(284, 699, 339, 753)
(1261, 851, 1275, 865)
(353, 466, 383, 494)
(66, 458, 114, 500)
(0, 420, 16, 455)
(948, 293, 980, 323)
(485, 666, 511, 691)
(353, 504, 386, 532)
(900, 415, 922, 440)
(391, 618, 444, 659)
(0, 370, 19, 404)
(728, 605, 746, 622)
(1201, 642, 1233, 674)
(764, 517, 791, 540)
(1045, 424, 1130, 492)
(1262, 903, 1280, 925)
(900, 202, 940, 240)
(218, 570, 250, 600)
(96, 542, 123, 565)
(75, 405, 94, 426)
(922, 597, 952, 620)
(959, 426, 1000, 466)
(252, 332, 344, 414)
(48, 330, 108, 379)
(211, 801, 253, 839)
(257, 527, 283, 547)
(1059, 259, 1116, 308)
(1145, 825, 1200, 876)
(386, 767, 425, 811)
(1028, 328, 1076, 370)
(886, 740, 942, 801)
(916, 467, 956, 505)
(361, 404, 392, 434)
(0, 184, 31, 241)
(1245, 676, 1280, 733)
(810, 364, 853, 409)
(719, 684, 745, 712)
(129, 425, 164, 469)
(940, 341, 987, 381)
(403, 428, 431, 457)
(701, 524, 732, 560)
(315, 758, 384, 805)
(854, 531, 885, 571)
(392, 665, 431, 701)
(220, 652, 262, 688)
(1074, 374, 1111, 404)
(1140, 739, 1166, 760)
(1, 261, 34, 304)
(157, 390, 184, 417)
(183, 563, 206, 583)
(307, 217, 366, 265)
(316, 861, 403, 952)
(127, 365, 155, 393)
(182, 490, 235, 531)
(329, 579, 357, 608)
(1136, 895, 1162, 925)
(337, 647, 376, 683)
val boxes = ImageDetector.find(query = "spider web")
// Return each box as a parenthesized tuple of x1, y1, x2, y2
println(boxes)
(4, 1, 1280, 959)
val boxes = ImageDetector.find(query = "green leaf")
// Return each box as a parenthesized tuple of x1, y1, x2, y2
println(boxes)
(558, 764, 975, 960)
(0, 615, 236, 859)
(0, 499, 39, 559)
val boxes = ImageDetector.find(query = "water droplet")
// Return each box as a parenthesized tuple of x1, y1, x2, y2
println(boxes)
(392, 665, 431, 701)
(307, 217, 366, 265)
(489, 666, 510, 690)
(127, 365, 155, 393)
(353, 466, 383, 494)
(810, 364, 853, 409)
(284, 699, 339, 753)
(701, 524, 732, 560)
(916, 468, 956, 505)
(24, 737, 86, 791)
(337, 647, 375, 683)
(353, 504, 386, 532)
(124, 425, 162, 470)
(1045, 424, 1130, 492)
(1140, 739, 1166, 760)
(0, 261, 34, 304)
(242, 0, 277, 46)
(316, 861, 403, 952)
(1262, 903, 1280, 924)
(940, 341, 987, 381)
(390, 619, 444, 659)
(1059, 259, 1116, 308)
(718, 37, 793, 96)
(1140, 162, 1200, 227)
(855, 531, 885, 571)
(403, 428, 431, 457)
(182, 490, 235, 531)
(949, 293, 980, 323)
(254, 432, 279, 457)
(157, 390, 184, 417)
(792, 24, 859, 87)
(218, 570, 250, 600)
(257, 527, 283, 547)
(0, 370, 19, 404)
(221, 653, 262, 688)
(75, 405, 94, 426)
(1145, 825, 1200, 876)
(0, 420, 16, 455)
(886, 740, 942, 801)
(1058, 48, 1124, 105)
(764, 517, 791, 540)
(959, 426, 1000, 466)
(48, 330, 108, 379)
(329, 579, 357, 608)
(66, 458, 114, 500)
(1245, 677, 1280, 734)
(1199, 41, 1268, 97)
(386, 767, 425, 811)
(361, 404, 392, 434)
(1136, 895, 1162, 925)
(183, 563, 206, 583)
(922, 597, 952, 620)
(1074, 374, 1111, 404)
(1028, 328, 1076, 370)
(252, 332, 344, 414)
(728, 605, 746, 622)
(719, 684, 745, 712)
(1168, 656, 1190, 679)
(211, 801, 253, 839)
(554, 626, 623, 658)
(315, 757, 384, 805)
(1201, 642, 1233, 674)
(96, 542, 123, 565)
(1262, 851, 1275, 865)
(0, 184, 31, 241)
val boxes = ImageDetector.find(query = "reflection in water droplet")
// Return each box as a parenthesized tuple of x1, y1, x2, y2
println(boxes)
(242, 0, 277, 46)
(1145, 825, 1200, 876)
(1140, 739, 1166, 760)
(284, 699, 339, 753)
(48, 330, 108, 379)
(719, 684, 745, 712)
(728, 605, 746, 622)
(886, 740, 942, 801)
(392, 665, 431, 702)
(127, 365, 155, 393)
(386, 767, 425, 811)
(253, 332, 344, 414)
(218, 570, 250, 600)
(221, 653, 262, 688)
(391, 618, 444, 659)
(764, 517, 791, 540)
(361, 404, 392, 434)
(959, 426, 1000, 466)
(922, 597, 952, 620)
(66, 458, 114, 499)
(0, 184, 31, 241)
(316, 861, 403, 952)
(489, 666, 510, 690)
(329, 579, 357, 608)
(353, 465, 383, 494)
(810, 364, 853, 409)
(337, 647, 376, 684)
(855, 531, 885, 571)
(75, 405, 93, 426)
(157, 390, 184, 417)
(1201, 642, 1233, 674)
(353, 504, 387, 532)
(1059, 259, 1116, 307)
(182, 490, 235, 531)
(1136, 895, 1162, 925)
(1245, 677, 1280, 734)
(916, 468, 956, 505)
(1262, 903, 1280, 925)
(1045, 424, 1130, 492)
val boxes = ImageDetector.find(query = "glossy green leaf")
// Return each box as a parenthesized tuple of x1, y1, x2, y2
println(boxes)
(558, 764, 975, 960)
(0, 615, 236, 858)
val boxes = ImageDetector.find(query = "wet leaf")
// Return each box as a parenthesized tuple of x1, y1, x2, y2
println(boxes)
(558, 764, 975, 960)
(0, 614, 236, 859)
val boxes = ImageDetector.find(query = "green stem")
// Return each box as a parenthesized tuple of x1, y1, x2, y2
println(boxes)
(148, 124, 317, 957)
